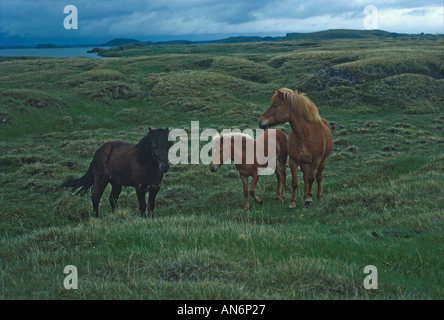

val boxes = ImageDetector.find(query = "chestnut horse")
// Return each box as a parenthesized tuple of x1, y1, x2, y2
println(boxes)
(209, 130, 288, 210)
(259, 88, 333, 209)
(62, 128, 173, 218)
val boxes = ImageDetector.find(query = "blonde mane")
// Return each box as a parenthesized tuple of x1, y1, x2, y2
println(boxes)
(273, 88, 322, 123)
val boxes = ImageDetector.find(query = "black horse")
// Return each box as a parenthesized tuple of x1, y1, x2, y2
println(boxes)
(62, 128, 173, 218)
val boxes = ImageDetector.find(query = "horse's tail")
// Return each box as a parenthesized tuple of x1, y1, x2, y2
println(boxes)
(62, 164, 94, 196)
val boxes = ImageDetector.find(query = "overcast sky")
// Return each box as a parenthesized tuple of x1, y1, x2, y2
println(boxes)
(1, 0, 443, 45)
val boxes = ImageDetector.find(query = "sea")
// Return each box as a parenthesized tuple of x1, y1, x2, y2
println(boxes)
(0, 47, 110, 59)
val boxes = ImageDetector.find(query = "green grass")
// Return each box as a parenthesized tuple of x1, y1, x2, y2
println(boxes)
(0, 36, 443, 299)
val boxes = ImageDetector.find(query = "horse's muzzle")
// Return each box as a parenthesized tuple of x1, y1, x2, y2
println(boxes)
(210, 165, 218, 172)
(258, 120, 268, 130)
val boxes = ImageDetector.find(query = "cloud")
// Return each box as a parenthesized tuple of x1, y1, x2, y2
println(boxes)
(0, 0, 442, 45)
(378, 6, 443, 33)
(404, 9, 426, 16)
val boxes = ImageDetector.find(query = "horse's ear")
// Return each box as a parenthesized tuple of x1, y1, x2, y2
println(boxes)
(277, 88, 285, 99)
(148, 127, 152, 133)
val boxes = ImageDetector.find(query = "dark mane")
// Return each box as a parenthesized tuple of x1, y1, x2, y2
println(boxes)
(135, 131, 154, 164)
(135, 128, 171, 164)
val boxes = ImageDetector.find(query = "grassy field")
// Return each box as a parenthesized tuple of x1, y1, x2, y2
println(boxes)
(0, 36, 443, 299)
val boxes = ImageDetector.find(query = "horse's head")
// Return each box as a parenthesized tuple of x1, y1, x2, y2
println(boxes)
(149, 127, 173, 173)
(209, 134, 230, 172)
(259, 88, 293, 130)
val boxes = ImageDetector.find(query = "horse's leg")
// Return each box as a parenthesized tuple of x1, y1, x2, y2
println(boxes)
(136, 187, 147, 217)
(279, 157, 286, 202)
(240, 174, 249, 210)
(147, 186, 160, 219)
(316, 160, 326, 200)
(109, 183, 122, 212)
(92, 179, 107, 218)
(249, 172, 262, 205)
(274, 163, 281, 200)
(288, 158, 299, 209)
(301, 163, 316, 206)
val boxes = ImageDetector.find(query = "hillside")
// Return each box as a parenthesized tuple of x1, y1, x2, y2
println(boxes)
(284, 29, 399, 40)
(97, 29, 441, 49)
(0, 36, 443, 300)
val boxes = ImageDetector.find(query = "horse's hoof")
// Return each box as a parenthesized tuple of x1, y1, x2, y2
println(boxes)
(305, 200, 313, 207)
(288, 202, 296, 210)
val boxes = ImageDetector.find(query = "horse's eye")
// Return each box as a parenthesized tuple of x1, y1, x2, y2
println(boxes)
(272, 104, 279, 109)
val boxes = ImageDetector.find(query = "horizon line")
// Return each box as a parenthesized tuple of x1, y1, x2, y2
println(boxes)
(1, 28, 443, 48)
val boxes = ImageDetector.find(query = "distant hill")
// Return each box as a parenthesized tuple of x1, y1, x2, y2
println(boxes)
(156, 40, 198, 45)
(210, 36, 283, 43)
(102, 38, 143, 46)
(2, 29, 441, 50)
(35, 43, 58, 48)
(284, 29, 401, 41)
(102, 38, 199, 47)
(97, 29, 442, 49)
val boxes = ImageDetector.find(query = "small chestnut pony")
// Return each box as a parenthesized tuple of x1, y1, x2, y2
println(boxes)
(209, 129, 288, 210)
(259, 88, 333, 209)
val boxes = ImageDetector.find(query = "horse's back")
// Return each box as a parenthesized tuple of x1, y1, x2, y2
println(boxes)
(258, 129, 288, 160)
(92, 141, 137, 181)
(93, 141, 135, 163)
(274, 129, 288, 159)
